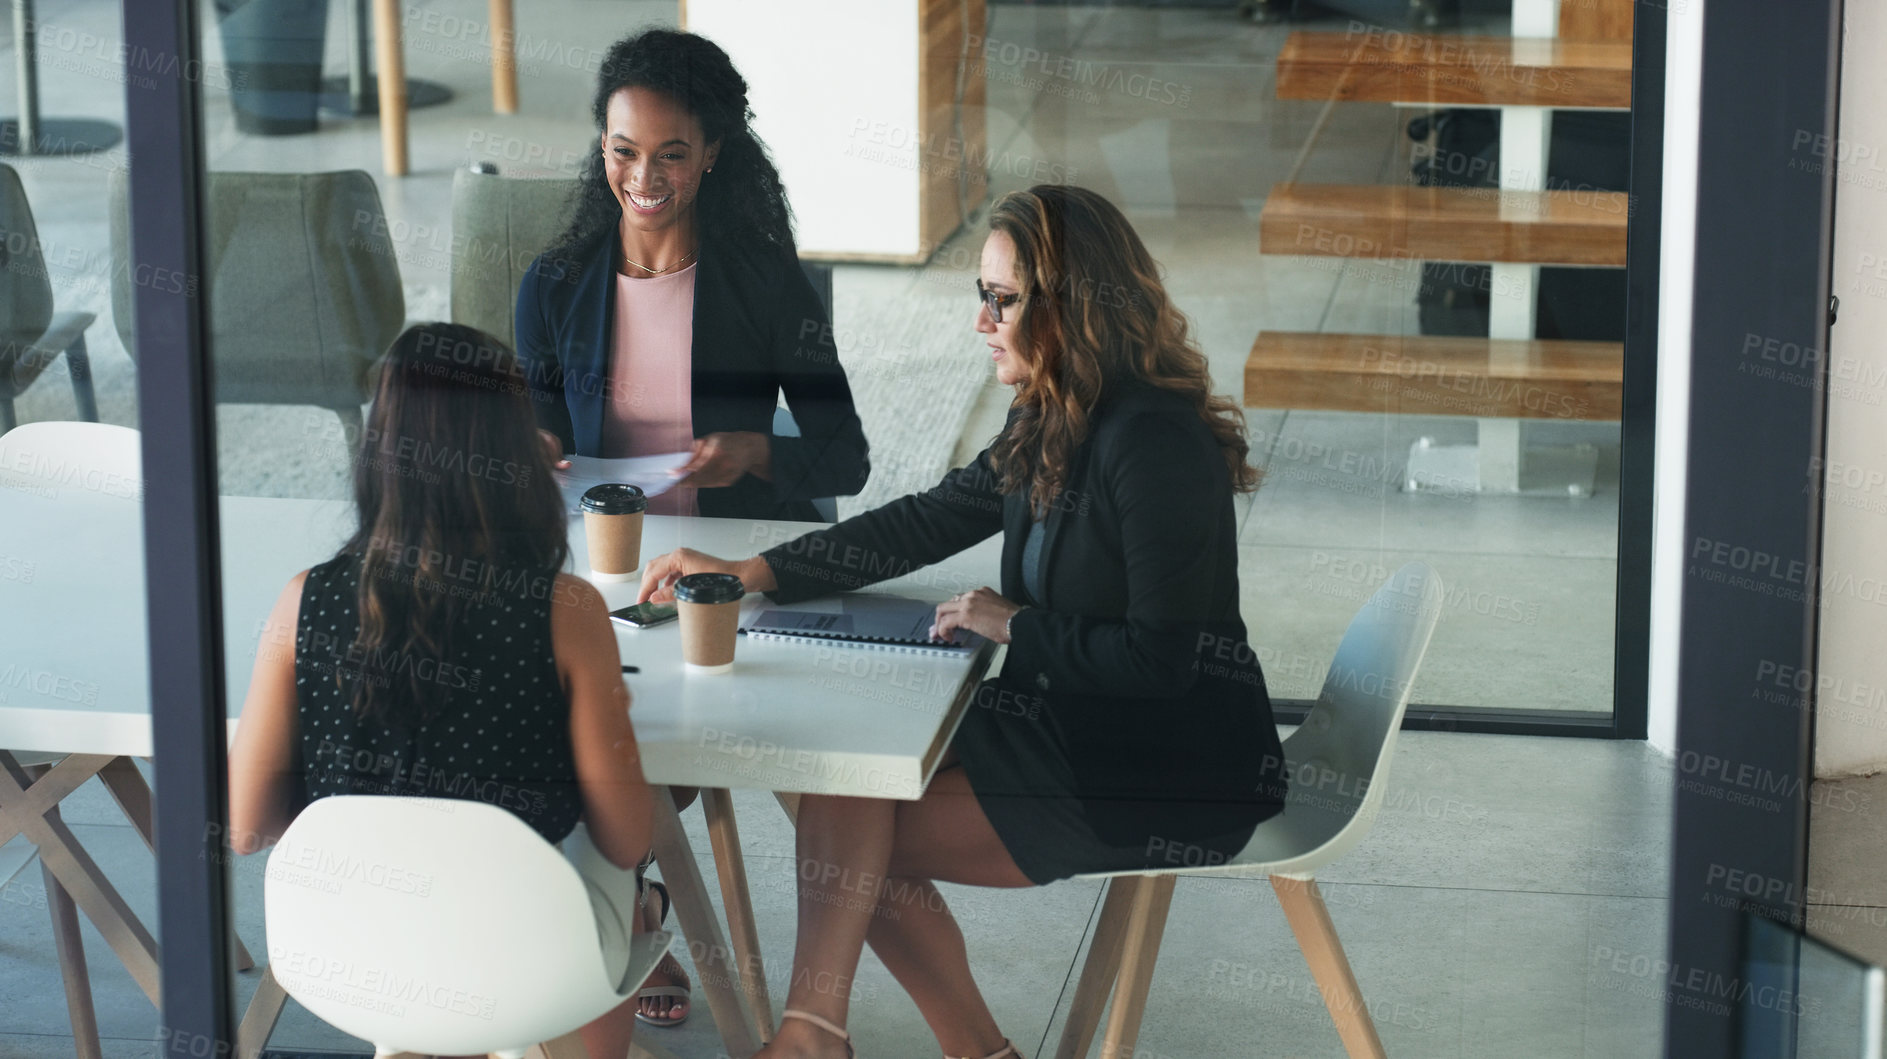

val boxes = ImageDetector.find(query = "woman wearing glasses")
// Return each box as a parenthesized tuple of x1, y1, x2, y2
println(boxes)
(637, 185, 1288, 1059)
(516, 29, 869, 521)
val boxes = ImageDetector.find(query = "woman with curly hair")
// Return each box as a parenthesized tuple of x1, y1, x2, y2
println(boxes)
(516, 28, 870, 523)
(637, 185, 1289, 1059)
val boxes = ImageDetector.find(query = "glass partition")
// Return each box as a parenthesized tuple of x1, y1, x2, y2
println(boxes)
(1743, 914, 1885, 1059)
(0, 0, 163, 1051)
(0, 0, 1680, 1055)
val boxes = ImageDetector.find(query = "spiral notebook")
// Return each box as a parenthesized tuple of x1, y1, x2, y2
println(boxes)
(741, 595, 982, 656)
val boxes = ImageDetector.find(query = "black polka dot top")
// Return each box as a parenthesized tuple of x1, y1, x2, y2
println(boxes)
(292, 554, 584, 844)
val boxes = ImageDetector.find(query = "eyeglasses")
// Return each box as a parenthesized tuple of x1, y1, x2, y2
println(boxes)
(976, 279, 1022, 324)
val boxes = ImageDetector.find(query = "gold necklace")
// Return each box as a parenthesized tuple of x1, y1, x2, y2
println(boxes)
(621, 246, 698, 276)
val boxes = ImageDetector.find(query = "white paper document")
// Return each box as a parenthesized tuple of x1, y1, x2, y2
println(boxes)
(556, 452, 693, 512)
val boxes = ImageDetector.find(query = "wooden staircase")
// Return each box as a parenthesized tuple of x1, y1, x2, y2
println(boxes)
(1245, 331, 1624, 420)
(1247, 0, 1635, 493)
(1276, 32, 1631, 110)
(1259, 183, 1629, 266)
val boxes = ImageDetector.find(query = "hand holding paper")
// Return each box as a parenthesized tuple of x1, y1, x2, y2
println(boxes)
(556, 452, 692, 513)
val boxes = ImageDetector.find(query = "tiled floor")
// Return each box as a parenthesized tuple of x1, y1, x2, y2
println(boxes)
(0, 731, 1672, 1058)
(1, 1, 1664, 1056)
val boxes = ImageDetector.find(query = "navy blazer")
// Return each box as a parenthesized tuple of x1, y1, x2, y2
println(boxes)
(759, 381, 1287, 808)
(515, 229, 870, 522)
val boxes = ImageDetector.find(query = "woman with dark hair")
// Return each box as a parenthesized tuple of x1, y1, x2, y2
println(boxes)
(636, 186, 1289, 1059)
(228, 323, 660, 1058)
(516, 28, 870, 522)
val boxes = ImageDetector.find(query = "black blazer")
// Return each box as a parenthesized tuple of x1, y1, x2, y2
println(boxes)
(760, 381, 1286, 804)
(515, 230, 870, 522)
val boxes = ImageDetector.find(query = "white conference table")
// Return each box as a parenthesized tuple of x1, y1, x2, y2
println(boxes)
(0, 484, 1001, 1057)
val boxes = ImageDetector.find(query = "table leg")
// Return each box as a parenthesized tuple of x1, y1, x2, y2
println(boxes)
(650, 787, 761, 1057)
(703, 787, 775, 1043)
(14, 0, 38, 151)
(0, 752, 161, 1005)
(489, 0, 518, 113)
(95, 757, 258, 972)
(1, 0, 121, 155)
(31, 766, 103, 1059)
(371, 0, 409, 175)
(0, 752, 112, 845)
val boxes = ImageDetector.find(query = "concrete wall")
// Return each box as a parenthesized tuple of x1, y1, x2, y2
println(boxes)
(1815, 0, 1887, 777)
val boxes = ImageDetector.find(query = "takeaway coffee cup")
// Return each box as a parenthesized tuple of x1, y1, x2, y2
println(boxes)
(581, 484, 648, 582)
(674, 572, 745, 673)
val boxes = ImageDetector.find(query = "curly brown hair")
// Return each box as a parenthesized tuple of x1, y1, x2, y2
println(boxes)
(986, 185, 1258, 518)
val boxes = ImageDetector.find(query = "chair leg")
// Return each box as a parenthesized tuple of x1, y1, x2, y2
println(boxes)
(1054, 876, 1141, 1059)
(1098, 874, 1176, 1059)
(66, 334, 97, 422)
(235, 967, 290, 1059)
(1271, 876, 1387, 1059)
(335, 404, 365, 445)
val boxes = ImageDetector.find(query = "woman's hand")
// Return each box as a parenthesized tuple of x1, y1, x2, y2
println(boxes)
(637, 547, 779, 604)
(932, 587, 1023, 645)
(671, 431, 770, 488)
(538, 429, 571, 470)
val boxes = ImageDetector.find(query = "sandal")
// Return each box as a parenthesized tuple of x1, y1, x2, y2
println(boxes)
(782, 1009, 855, 1058)
(634, 874, 692, 1028)
(947, 1043, 1017, 1059)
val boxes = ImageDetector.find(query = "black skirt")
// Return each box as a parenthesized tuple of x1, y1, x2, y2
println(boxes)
(952, 676, 1284, 885)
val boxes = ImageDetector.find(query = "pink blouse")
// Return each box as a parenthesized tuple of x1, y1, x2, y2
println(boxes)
(599, 263, 698, 517)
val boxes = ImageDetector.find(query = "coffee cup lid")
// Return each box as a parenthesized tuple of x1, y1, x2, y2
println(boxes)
(674, 572, 745, 605)
(581, 483, 648, 514)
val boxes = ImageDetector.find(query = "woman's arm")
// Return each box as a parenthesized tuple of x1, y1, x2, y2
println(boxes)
(552, 574, 656, 871)
(1004, 413, 1228, 698)
(637, 445, 1008, 606)
(515, 260, 576, 454)
(757, 444, 1007, 604)
(227, 572, 308, 855)
(763, 259, 871, 502)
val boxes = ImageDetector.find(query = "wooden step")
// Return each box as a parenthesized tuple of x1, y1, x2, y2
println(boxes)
(1276, 31, 1632, 110)
(1244, 332, 1624, 421)
(1561, 0, 1634, 43)
(1259, 183, 1629, 266)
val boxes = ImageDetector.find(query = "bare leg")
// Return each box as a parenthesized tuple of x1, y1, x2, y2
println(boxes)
(864, 765, 1031, 1059)
(758, 791, 896, 1058)
(578, 996, 639, 1059)
(759, 765, 1034, 1059)
(636, 880, 691, 1024)
(638, 785, 696, 1024)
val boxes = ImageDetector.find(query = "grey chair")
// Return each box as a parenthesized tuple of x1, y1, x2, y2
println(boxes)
(451, 167, 838, 519)
(109, 168, 406, 438)
(0, 163, 98, 432)
(450, 166, 837, 344)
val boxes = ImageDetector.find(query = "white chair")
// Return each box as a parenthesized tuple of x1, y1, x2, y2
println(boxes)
(265, 796, 673, 1058)
(1054, 562, 1446, 1059)
(0, 420, 139, 489)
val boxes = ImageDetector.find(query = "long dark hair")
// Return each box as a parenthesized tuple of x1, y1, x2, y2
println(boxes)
(337, 323, 569, 725)
(549, 28, 794, 260)
(987, 185, 1259, 518)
